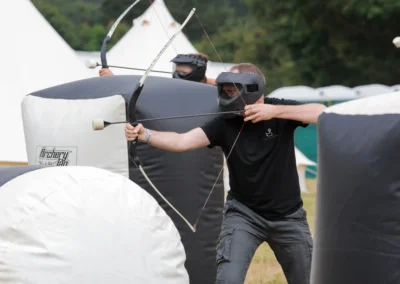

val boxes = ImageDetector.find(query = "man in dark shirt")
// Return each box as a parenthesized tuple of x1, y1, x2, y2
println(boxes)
(125, 63, 326, 284)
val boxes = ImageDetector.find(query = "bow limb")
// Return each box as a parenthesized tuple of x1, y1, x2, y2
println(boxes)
(100, 0, 142, 68)
(128, 8, 197, 232)
(142, 7, 246, 231)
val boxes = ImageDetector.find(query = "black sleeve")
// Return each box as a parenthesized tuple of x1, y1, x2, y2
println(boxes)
(266, 97, 309, 129)
(200, 116, 223, 148)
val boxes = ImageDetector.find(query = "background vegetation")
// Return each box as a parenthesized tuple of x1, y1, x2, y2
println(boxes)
(32, 0, 400, 93)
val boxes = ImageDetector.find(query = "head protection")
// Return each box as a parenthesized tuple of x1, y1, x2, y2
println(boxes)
(171, 54, 207, 82)
(216, 72, 266, 118)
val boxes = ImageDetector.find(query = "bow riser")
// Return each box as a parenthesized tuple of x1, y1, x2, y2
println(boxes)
(128, 82, 144, 167)
(100, 36, 111, 68)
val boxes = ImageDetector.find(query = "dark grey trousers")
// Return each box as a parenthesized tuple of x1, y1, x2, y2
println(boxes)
(215, 198, 313, 284)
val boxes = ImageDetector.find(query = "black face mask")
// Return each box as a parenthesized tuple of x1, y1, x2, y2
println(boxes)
(172, 68, 206, 82)
(171, 54, 207, 82)
(216, 72, 266, 119)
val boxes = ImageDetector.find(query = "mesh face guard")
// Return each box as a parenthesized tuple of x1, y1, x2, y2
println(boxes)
(171, 54, 207, 82)
(216, 72, 266, 118)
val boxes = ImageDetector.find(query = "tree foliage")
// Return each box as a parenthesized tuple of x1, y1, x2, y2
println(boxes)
(32, 0, 106, 50)
(31, 0, 400, 91)
(245, 0, 400, 89)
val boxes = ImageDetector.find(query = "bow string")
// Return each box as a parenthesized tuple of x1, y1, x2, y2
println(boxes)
(143, 2, 247, 231)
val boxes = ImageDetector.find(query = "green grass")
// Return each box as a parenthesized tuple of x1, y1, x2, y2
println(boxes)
(244, 178, 317, 284)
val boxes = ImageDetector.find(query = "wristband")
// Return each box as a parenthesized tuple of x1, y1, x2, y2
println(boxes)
(140, 128, 152, 143)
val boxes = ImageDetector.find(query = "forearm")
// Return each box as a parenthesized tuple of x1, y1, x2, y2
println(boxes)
(273, 103, 326, 124)
(206, 78, 216, 86)
(131, 126, 210, 152)
(141, 129, 184, 152)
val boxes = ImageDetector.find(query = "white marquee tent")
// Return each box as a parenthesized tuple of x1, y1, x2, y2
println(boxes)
(0, 0, 94, 164)
(267, 86, 321, 101)
(353, 84, 394, 97)
(295, 148, 317, 192)
(107, 0, 196, 76)
(76, 0, 234, 79)
(316, 85, 359, 100)
(268, 84, 398, 102)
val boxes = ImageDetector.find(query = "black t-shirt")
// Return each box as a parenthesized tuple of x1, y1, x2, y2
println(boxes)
(201, 97, 308, 220)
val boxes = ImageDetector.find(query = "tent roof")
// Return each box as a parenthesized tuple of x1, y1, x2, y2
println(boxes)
(206, 62, 236, 79)
(0, 0, 94, 163)
(391, 84, 400, 92)
(107, 0, 197, 76)
(102, 0, 229, 78)
(268, 84, 399, 102)
(268, 86, 321, 101)
(316, 85, 358, 100)
(324, 90, 400, 115)
(353, 84, 394, 97)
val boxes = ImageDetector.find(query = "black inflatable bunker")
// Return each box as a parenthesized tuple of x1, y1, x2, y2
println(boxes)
(25, 75, 225, 284)
(312, 92, 400, 284)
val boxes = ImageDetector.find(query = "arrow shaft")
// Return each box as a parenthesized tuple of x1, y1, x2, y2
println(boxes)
(138, 110, 243, 122)
(98, 63, 171, 74)
(105, 110, 243, 126)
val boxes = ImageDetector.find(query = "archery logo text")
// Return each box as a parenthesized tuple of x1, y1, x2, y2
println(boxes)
(36, 146, 78, 166)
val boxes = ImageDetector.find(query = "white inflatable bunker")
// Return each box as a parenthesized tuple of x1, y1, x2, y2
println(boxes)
(0, 166, 189, 284)
(21, 94, 129, 177)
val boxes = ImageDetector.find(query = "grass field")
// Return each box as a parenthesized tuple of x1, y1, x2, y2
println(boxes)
(244, 178, 317, 284)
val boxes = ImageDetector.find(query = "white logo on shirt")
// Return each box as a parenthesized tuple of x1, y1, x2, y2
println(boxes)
(264, 128, 278, 140)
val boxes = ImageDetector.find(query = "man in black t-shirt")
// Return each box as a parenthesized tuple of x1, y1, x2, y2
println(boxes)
(125, 63, 326, 284)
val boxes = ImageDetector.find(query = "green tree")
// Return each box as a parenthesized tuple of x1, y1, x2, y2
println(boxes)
(32, 0, 111, 51)
(32, 0, 246, 53)
(100, 0, 149, 27)
(245, 0, 400, 88)
(100, 0, 242, 42)
(196, 16, 299, 92)
(32, 1, 80, 48)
